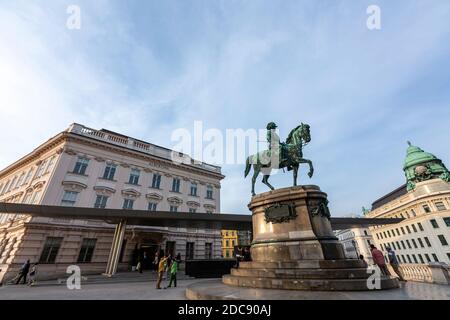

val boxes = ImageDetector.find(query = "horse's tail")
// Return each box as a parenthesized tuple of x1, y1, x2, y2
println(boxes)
(244, 156, 252, 178)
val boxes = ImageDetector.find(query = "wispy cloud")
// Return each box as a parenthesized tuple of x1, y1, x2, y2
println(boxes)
(1, 0, 450, 216)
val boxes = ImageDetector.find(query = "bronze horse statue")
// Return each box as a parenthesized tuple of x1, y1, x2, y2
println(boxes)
(244, 123, 314, 196)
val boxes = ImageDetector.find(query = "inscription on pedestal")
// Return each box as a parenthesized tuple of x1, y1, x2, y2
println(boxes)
(264, 203, 297, 224)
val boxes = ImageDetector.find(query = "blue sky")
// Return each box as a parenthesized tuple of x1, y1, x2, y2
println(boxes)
(1, 0, 450, 216)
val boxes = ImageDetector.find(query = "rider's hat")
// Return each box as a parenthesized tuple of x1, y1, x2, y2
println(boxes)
(266, 122, 277, 130)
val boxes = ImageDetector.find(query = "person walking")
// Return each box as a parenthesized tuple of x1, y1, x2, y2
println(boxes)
(156, 253, 168, 289)
(166, 259, 178, 288)
(370, 245, 389, 276)
(16, 260, 31, 285)
(387, 247, 406, 281)
(27, 263, 39, 286)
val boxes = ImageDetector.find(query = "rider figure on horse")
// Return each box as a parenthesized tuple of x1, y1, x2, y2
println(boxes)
(266, 122, 288, 168)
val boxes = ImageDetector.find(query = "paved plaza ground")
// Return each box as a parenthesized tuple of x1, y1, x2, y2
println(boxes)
(0, 277, 449, 300)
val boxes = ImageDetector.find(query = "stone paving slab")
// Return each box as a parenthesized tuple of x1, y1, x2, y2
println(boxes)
(186, 279, 450, 300)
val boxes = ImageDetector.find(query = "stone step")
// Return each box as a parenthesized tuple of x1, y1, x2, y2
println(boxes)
(238, 259, 366, 270)
(222, 274, 399, 291)
(231, 267, 371, 279)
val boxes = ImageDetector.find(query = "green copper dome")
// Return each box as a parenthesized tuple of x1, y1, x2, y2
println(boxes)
(403, 141, 438, 170)
(403, 141, 449, 191)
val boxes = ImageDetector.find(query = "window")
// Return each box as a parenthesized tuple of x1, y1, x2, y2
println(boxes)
(418, 254, 424, 264)
(190, 182, 198, 196)
(406, 240, 412, 249)
(30, 190, 42, 204)
(171, 178, 181, 192)
(412, 224, 417, 233)
(430, 219, 439, 229)
(170, 205, 178, 212)
(1, 180, 10, 195)
(102, 164, 116, 180)
(10, 176, 19, 190)
(376, 233, 380, 240)
(35, 160, 47, 178)
(447, 253, 450, 262)
(418, 222, 424, 231)
(24, 168, 34, 185)
(151, 173, 162, 189)
(396, 228, 400, 236)
(387, 230, 392, 237)
(16, 172, 25, 188)
(412, 255, 418, 263)
(45, 156, 56, 173)
(423, 204, 431, 213)
(432, 253, 439, 262)
(383, 232, 387, 238)
(73, 157, 89, 175)
(128, 169, 140, 185)
(396, 241, 401, 250)
(205, 242, 212, 259)
(22, 191, 32, 204)
(407, 255, 412, 263)
(94, 195, 108, 209)
(411, 239, 418, 249)
(206, 185, 213, 199)
(424, 237, 432, 247)
(225, 240, 229, 247)
(406, 226, 411, 234)
(392, 242, 396, 250)
(438, 235, 448, 246)
(39, 237, 63, 263)
(123, 199, 134, 209)
(186, 242, 194, 260)
(411, 209, 416, 217)
(189, 208, 196, 213)
(435, 202, 446, 211)
(77, 238, 97, 263)
(364, 230, 368, 236)
(148, 202, 157, 211)
(401, 227, 405, 235)
(61, 191, 79, 207)
(443, 217, 450, 227)
(425, 254, 431, 263)
(417, 238, 424, 248)
(401, 241, 406, 250)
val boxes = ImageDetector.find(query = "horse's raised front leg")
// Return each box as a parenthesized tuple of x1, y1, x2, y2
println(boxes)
(305, 159, 314, 178)
(262, 174, 275, 191)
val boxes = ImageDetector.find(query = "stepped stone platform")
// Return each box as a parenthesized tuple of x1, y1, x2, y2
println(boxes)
(223, 260, 398, 291)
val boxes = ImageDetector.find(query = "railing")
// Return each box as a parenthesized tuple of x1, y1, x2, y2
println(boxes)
(67, 123, 222, 174)
(390, 263, 450, 285)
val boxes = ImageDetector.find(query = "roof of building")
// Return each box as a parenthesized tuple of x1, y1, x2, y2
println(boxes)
(371, 184, 407, 210)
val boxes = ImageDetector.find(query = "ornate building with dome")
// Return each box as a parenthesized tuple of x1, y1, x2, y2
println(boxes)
(366, 142, 450, 265)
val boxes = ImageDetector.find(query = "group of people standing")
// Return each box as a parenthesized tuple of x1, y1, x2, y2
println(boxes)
(155, 252, 180, 289)
(13, 260, 39, 286)
(369, 244, 406, 281)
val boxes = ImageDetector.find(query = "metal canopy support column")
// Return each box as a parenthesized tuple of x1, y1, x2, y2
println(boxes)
(104, 219, 127, 277)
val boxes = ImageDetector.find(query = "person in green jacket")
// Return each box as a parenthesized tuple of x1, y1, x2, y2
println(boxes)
(166, 260, 178, 288)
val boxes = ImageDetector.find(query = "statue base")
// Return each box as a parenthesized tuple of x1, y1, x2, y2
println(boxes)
(223, 186, 399, 291)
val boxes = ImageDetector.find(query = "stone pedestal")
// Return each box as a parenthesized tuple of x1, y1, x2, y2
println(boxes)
(223, 185, 399, 291)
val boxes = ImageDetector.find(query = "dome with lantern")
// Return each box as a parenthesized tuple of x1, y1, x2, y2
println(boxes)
(403, 141, 449, 191)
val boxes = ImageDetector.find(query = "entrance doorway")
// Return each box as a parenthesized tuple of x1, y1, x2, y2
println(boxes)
(139, 241, 159, 271)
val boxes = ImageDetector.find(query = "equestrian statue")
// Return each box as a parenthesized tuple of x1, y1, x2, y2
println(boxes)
(244, 122, 314, 196)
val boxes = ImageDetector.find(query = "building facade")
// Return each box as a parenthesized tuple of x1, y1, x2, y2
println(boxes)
(221, 230, 238, 258)
(366, 143, 450, 265)
(0, 124, 224, 282)
(335, 225, 374, 263)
